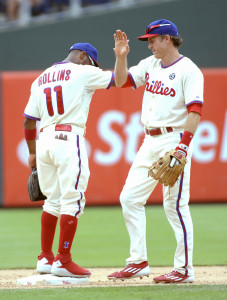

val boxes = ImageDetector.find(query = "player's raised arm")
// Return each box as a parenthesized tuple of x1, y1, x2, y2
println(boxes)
(113, 30, 130, 87)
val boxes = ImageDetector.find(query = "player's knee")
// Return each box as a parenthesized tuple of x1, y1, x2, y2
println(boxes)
(120, 190, 127, 205)
(163, 199, 176, 214)
(61, 205, 84, 218)
(120, 189, 141, 211)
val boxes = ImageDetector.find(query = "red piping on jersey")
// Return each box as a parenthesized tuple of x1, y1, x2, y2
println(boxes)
(186, 100, 203, 107)
(128, 72, 137, 89)
(161, 56, 184, 68)
(24, 113, 41, 121)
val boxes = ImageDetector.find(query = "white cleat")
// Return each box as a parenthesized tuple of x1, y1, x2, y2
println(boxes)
(36, 257, 53, 274)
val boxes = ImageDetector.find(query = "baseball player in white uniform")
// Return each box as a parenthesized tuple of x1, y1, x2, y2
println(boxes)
(108, 19, 204, 283)
(24, 43, 114, 278)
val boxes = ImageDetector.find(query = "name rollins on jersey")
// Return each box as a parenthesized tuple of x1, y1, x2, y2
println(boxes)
(38, 69, 71, 86)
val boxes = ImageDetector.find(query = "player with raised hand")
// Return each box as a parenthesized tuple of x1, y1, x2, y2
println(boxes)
(108, 19, 204, 283)
(24, 42, 115, 279)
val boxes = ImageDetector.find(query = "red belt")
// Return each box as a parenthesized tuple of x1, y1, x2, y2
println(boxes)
(145, 127, 173, 136)
(40, 124, 72, 132)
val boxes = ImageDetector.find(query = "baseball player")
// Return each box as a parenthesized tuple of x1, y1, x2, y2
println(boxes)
(108, 19, 204, 283)
(24, 43, 114, 278)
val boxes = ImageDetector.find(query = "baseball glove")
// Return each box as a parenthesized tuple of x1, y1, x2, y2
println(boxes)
(148, 150, 187, 187)
(27, 167, 46, 201)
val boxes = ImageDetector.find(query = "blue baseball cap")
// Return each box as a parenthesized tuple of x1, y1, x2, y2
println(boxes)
(69, 42, 100, 68)
(138, 19, 179, 41)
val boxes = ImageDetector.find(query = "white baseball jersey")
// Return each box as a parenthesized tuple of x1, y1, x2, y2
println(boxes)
(24, 62, 114, 131)
(129, 55, 204, 129)
(24, 61, 114, 219)
(119, 54, 204, 277)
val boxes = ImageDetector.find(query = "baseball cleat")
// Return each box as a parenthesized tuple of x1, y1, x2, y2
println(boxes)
(51, 254, 91, 278)
(153, 270, 194, 283)
(36, 252, 55, 274)
(107, 261, 150, 281)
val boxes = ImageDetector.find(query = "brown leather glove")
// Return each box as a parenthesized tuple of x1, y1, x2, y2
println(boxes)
(148, 150, 187, 187)
(27, 168, 46, 201)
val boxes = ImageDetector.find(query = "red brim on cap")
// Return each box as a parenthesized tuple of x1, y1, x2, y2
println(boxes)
(137, 34, 159, 41)
(93, 58, 101, 68)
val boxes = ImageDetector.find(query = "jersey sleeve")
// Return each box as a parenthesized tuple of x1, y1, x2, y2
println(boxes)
(24, 82, 41, 120)
(128, 57, 150, 88)
(187, 102, 203, 116)
(183, 64, 204, 107)
(85, 67, 114, 90)
(122, 74, 135, 88)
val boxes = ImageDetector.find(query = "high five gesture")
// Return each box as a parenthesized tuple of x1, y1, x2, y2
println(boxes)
(113, 30, 130, 87)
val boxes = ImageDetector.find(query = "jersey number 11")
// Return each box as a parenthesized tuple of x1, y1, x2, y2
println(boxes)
(44, 86, 64, 116)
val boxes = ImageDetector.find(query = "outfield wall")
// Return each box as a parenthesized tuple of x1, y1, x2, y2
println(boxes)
(0, 68, 226, 207)
(0, 0, 226, 71)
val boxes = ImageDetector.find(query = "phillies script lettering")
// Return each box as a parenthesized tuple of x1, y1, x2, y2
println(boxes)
(145, 73, 175, 97)
(38, 69, 71, 87)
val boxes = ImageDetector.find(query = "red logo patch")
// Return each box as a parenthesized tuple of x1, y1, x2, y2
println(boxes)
(174, 151, 182, 159)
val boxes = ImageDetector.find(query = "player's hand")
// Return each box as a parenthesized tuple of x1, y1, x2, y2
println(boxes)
(170, 144, 188, 168)
(28, 154, 36, 169)
(113, 30, 130, 57)
(170, 157, 180, 168)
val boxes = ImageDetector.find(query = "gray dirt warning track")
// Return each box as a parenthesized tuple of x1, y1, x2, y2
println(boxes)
(0, 266, 227, 289)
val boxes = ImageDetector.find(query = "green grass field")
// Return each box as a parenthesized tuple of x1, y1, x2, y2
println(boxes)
(0, 204, 227, 299)
(1, 285, 227, 300)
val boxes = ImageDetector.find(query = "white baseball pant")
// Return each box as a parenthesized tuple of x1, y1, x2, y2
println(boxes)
(120, 131, 194, 277)
(36, 125, 90, 218)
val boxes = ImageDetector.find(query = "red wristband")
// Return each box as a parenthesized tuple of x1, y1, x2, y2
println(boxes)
(24, 128, 36, 140)
(175, 131, 193, 157)
(180, 131, 193, 146)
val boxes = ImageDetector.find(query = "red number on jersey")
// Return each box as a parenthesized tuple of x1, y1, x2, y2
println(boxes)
(44, 86, 64, 116)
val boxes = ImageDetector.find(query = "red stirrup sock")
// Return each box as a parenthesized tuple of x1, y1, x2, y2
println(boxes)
(57, 214, 78, 255)
(41, 211, 58, 253)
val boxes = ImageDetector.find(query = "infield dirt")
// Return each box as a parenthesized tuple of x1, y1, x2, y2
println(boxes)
(0, 266, 227, 289)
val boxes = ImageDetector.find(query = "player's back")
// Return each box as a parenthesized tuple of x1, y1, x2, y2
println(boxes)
(32, 61, 95, 130)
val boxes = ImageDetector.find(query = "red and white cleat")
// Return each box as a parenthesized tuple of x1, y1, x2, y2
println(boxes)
(153, 270, 194, 283)
(36, 252, 55, 274)
(108, 261, 150, 281)
(51, 254, 91, 278)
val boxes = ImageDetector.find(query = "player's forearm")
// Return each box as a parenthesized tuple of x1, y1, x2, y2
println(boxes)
(184, 112, 200, 134)
(24, 118, 37, 154)
(114, 56, 128, 87)
(26, 140, 36, 155)
(175, 112, 201, 157)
